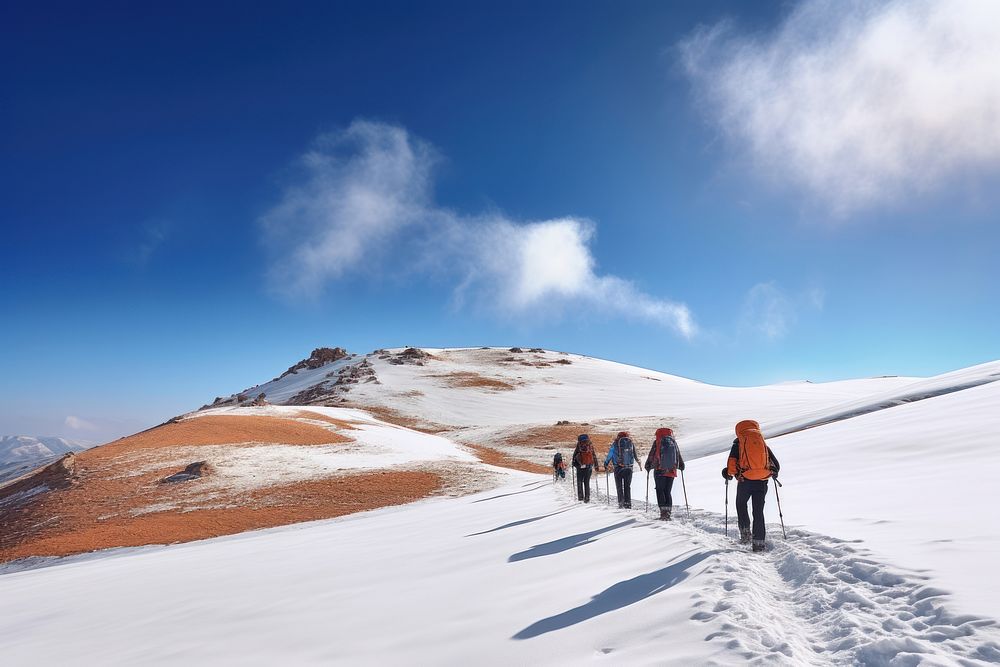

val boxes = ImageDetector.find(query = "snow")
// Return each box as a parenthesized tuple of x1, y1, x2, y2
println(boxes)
(3, 472, 999, 665)
(5, 351, 1000, 664)
(684, 376, 1000, 620)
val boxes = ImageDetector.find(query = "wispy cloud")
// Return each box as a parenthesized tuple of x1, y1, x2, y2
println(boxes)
(681, 0, 1000, 214)
(65, 415, 97, 431)
(740, 281, 825, 340)
(742, 282, 793, 340)
(260, 120, 696, 338)
(130, 221, 170, 266)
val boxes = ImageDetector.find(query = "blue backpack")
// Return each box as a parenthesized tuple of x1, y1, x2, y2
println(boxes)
(616, 437, 635, 466)
(658, 435, 679, 471)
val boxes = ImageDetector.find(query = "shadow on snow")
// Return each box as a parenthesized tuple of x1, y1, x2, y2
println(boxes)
(465, 508, 575, 537)
(471, 484, 548, 504)
(507, 520, 636, 562)
(512, 550, 717, 639)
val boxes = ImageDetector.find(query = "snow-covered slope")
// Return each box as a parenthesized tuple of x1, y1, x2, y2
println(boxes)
(5, 349, 1000, 664)
(685, 376, 1000, 620)
(4, 469, 999, 665)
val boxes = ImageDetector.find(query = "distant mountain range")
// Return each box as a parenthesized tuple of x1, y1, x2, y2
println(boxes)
(0, 435, 89, 483)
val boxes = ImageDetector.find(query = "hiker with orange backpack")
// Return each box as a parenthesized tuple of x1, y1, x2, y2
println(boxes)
(721, 420, 780, 552)
(604, 431, 639, 509)
(571, 434, 601, 503)
(644, 427, 685, 521)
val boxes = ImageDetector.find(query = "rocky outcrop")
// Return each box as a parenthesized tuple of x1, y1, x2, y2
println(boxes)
(161, 461, 209, 484)
(388, 348, 432, 366)
(249, 393, 269, 407)
(278, 347, 349, 379)
(289, 360, 379, 404)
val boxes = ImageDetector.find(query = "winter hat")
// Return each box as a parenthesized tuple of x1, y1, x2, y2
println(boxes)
(577, 434, 590, 443)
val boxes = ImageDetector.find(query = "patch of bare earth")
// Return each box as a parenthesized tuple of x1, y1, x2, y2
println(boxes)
(1, 471, 440, 562)
(345, 403, 452, 434)
(0, 414, 448, 563)
(293, 410, 360, 430)
(466, 444, 550, 474)
(431, 371, 517, 391)
(504, 423, 616, 451)
(101, 415, 350, 453)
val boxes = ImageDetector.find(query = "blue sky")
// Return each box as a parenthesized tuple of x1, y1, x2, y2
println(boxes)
(3, 0, 999, 442)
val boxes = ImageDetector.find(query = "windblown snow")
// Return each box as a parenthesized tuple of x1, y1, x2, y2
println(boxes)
(3, 348, 1000, 665)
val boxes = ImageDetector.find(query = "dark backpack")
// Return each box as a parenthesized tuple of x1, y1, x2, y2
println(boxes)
(553, 452, 563, 466)
(658, 435, 679, 471)
(616, 437, 634, 466)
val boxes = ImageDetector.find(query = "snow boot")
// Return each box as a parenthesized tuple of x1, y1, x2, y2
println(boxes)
(659, 508, 671, 521)
(739, 528, 751, 544)
(752, 540, 766, 552)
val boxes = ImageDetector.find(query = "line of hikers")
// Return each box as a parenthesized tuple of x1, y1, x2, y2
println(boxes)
(552, 419, 780, 552)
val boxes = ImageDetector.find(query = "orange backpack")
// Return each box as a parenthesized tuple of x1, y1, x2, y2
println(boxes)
(736, 420, 771, 481)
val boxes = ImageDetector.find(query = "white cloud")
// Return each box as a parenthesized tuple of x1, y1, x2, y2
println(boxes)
(261, 121, 438, 298)
(261, 121, 696, 338)
(742, 282, 793, 340)
(740, 281, 826, 340)
(681, 0, 1000, 213)
(65, 415, 97, 431)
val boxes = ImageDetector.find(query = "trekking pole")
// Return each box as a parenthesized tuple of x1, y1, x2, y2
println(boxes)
(605, 467, 609, 506)
(645, 470, 650, 513)
(724, 478, 729, 539)
(773, 477, 788, 539)
(680, 468, 690, 518)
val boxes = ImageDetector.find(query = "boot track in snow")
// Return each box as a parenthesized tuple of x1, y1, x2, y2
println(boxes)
(553, 479, 1000, 665)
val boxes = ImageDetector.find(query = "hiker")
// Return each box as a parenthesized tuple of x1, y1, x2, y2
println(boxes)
(604, 431, 639, 508)
(552, 452, 566, 480)
(644, 427, 685, 520)
(722, 419, 780, 552)
(571, 434, 600, 502)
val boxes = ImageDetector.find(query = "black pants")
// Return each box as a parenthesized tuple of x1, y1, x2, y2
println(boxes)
(736, 479, 769, 542)
(654, 474, 675, 510)
(576, 466, 593, 502)
(613, 468, 634, 508)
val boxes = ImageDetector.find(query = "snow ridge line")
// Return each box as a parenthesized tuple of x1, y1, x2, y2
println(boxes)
(552, 480, 1000, 665)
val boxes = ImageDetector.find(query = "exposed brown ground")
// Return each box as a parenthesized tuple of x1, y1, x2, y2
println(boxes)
(431, 371, 516, 391)
(1, 470, 440, 561)
(504, 423, 617, 451)
(98, 415, 350, 454)
(1, 413, 450, 563)
(348, 404, 452, 434)
(294, 410, 360, 430)
(467, 444, 550, 474)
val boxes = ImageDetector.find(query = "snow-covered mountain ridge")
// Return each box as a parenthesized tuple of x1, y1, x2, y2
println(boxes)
(0, 435, 89, 484)
(213, 346, 1000, 461)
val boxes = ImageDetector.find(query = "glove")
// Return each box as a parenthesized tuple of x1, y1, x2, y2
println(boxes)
(721, 467, 733, 481)
(679, 462, 685, 471)
(644, 462, 652, 471)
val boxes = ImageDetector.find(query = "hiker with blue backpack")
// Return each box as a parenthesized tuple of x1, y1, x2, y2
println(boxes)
(604, 431, 639, 509)
(644, 427, 685, 521)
